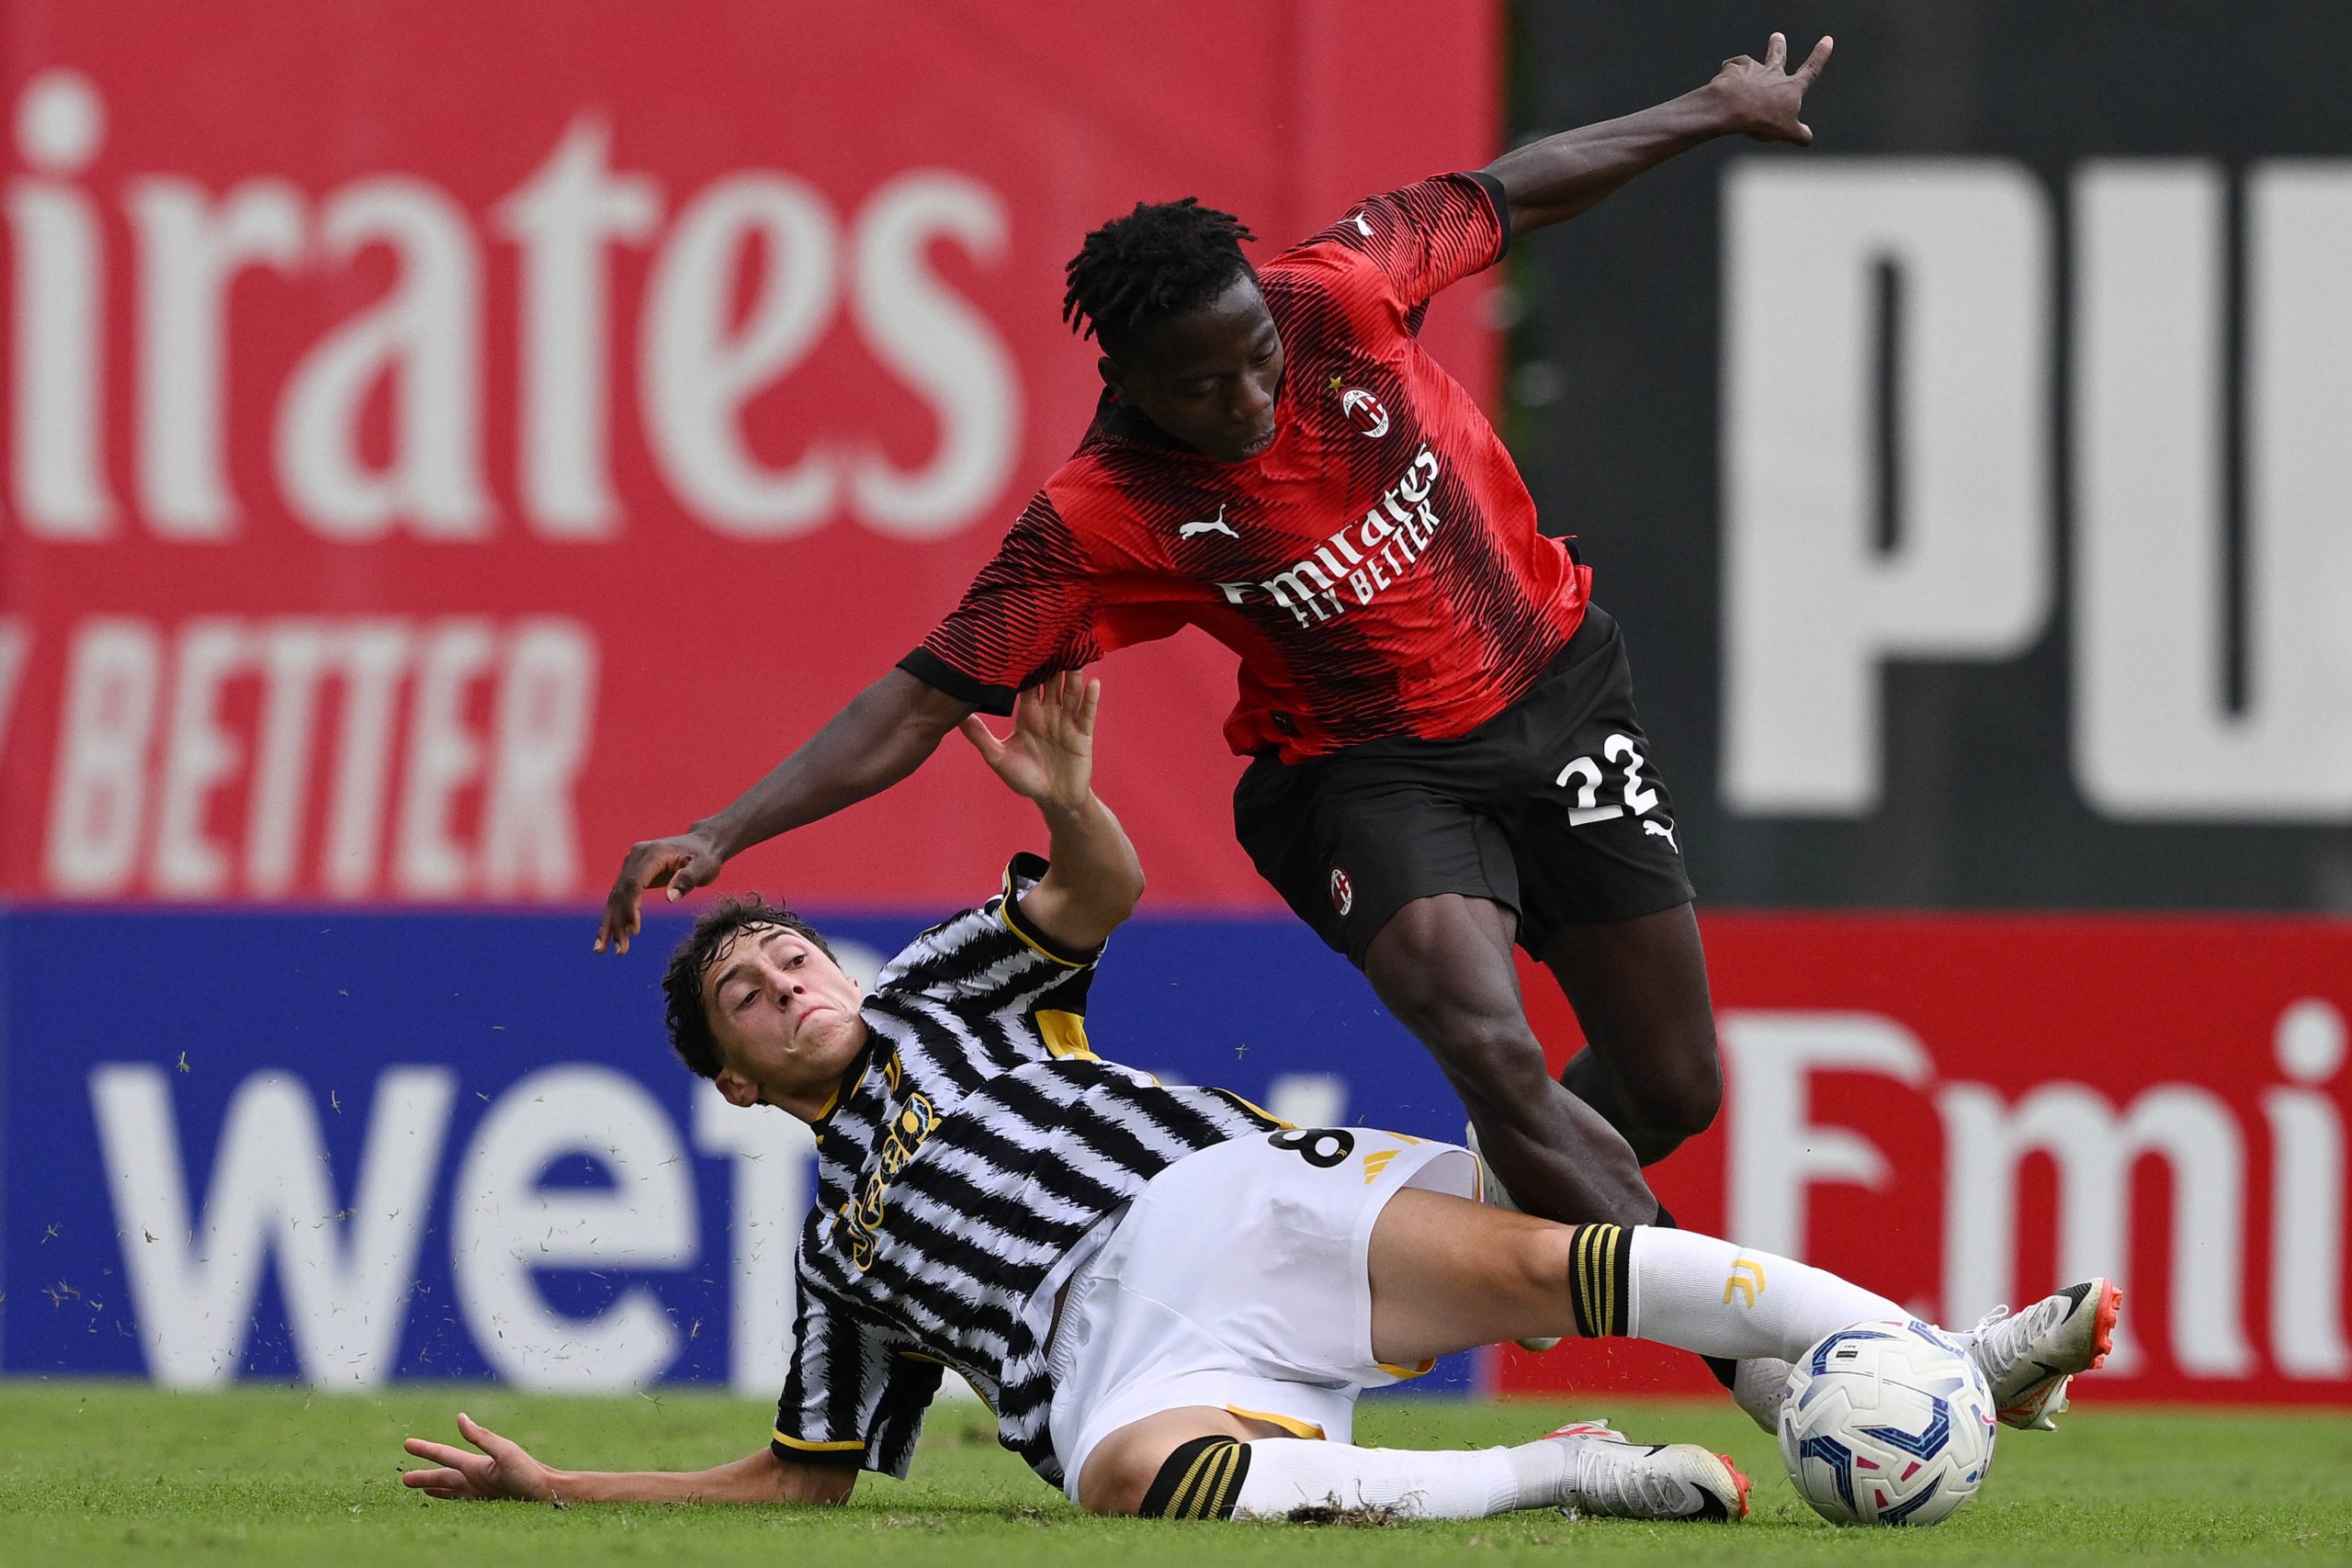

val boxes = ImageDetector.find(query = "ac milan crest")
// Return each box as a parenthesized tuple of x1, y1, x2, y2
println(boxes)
(1329, 866, 1354, 916)
(1339, 387, 1389, 439)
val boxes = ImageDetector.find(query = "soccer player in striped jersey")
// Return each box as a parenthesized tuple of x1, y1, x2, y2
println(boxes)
(410, 677, 2120, 1521)
(595, 37, 1832, 1341)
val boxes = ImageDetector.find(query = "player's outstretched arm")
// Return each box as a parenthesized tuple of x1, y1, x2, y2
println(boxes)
(401, 1412, 856, 1506)
(957, 672, 1143, 952)
(1486, 31, 1832, 237)
(595, 668, 974, 954)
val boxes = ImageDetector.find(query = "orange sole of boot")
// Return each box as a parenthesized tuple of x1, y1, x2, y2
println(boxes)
(2087, 1281, 2124, 1371)
(1716, 1454, 1753, 1520)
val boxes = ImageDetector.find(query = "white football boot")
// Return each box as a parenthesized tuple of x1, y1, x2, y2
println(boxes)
(1961, 1278, 2124, 1430)
(1544, 1420, 1750, 1523)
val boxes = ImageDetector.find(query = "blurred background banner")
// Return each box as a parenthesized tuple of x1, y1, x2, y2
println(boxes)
(0, 0, 1496, 908)
(0, 906, 1482, 1394)
(1503, 919, 2352, 1404)
(1510, 0, 2352, 911)
(7, 907, 2344, 1404)
(3, 1, 2348, 1407)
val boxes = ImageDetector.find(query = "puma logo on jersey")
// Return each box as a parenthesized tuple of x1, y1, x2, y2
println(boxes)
(1644, 819, 1679, 852)
(1180, 504, 1238, 540)
(1351, 211, 1374, 237)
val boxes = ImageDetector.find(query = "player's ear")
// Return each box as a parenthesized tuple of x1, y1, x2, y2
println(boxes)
(1098, 355, 1125, 400)
(714, 1066, 761, 1109)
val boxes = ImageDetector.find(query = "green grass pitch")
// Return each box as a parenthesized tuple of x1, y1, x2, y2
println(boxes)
(3, 1382, 2346, 1566)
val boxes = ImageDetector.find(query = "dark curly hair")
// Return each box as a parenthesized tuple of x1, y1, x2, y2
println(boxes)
(1062, 197, 1258, 355)
(661, 895, 837, 1079)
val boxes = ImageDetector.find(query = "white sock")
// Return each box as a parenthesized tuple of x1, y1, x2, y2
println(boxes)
(1626, 1226, 1906, 1362)
(1230, 1438, 1571, 1521)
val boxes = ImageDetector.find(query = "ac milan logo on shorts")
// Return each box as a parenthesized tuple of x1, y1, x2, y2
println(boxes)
(1329, 866, 1354, 917)
(1339, 388, 1389, 439)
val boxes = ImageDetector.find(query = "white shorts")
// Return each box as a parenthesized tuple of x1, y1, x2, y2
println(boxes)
(1046, 1127, 1478, 1502)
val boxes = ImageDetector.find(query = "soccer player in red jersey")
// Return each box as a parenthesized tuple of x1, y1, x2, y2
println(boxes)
(600, 36, 1833, 1247)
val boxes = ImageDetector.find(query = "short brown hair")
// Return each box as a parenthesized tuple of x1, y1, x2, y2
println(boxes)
(661, 895, 837, 1078)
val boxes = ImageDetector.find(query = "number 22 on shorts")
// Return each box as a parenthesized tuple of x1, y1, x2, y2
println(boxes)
(1554, 732, 1658, 825)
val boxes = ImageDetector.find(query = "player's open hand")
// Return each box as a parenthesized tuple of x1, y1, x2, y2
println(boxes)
(595, 828, 726, 954)
(956, 671, 1100, 811)
(401, 1411, 558, 1502)
(1711, 31, 1832, 145)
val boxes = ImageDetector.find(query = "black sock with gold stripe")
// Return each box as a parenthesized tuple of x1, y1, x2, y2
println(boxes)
(1137, 1435, 1253, 1520)
(1566, 1221, 1634, 1338)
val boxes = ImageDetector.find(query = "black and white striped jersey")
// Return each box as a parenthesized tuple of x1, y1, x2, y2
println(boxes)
(769, 854, 1280, 1489)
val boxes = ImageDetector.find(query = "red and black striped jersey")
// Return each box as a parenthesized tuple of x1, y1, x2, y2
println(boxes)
(901, 172, 1592, 761)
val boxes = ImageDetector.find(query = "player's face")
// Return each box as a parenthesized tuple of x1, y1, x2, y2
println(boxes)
(700, 924, 866, 1110)
(1103, 273, 1285, 463)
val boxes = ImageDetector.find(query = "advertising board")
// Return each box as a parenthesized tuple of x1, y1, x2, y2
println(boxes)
(0, 0, 1497, 908)
(7, 908, 2343, 1405)
(1503, 916, 2352, 1405)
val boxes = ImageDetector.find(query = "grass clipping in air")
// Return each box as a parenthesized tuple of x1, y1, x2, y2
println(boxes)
(0, 1382, 2346, 1566)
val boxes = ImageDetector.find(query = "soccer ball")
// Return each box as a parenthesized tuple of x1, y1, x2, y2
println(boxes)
(1778, 1321, 1997, 1527)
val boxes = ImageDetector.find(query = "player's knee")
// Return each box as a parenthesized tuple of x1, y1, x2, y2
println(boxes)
(1080, 1433, 1252, 1519)
(1075, 1439, 1160, 1517)
(1623, 1040, 1723, 1139)
(1436, 1017, 1555, 1111)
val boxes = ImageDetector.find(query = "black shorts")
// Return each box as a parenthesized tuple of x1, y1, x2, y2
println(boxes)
(1232, 605, 1694, 966)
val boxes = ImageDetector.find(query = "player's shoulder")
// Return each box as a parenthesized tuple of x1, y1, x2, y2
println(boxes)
(867, 855, 1094, 998)
(1036, 465, 1150, 560)
(1257, 244, 1401, 367)
(1269, 171, 1508, 276)
(1261, 230, 1370, 293)
(1259, 205, 1413, 328)
(1045, 423, 1136, 500)
(1041, 415, 1232, 552)
(1266, 178, 1418, 254)
(869, 900, 1003, 998)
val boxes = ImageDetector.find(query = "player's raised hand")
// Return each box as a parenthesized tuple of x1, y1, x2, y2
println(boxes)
(1711, 31, 1833, 145)
(595, 828, 726, 954)
(956, 671, 1100, 810)
(401, 1411, 557, 1502)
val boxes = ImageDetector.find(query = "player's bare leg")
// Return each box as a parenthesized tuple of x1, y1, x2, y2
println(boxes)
(1531, 900, 1790, 1409)
(1363, 1188, 1894, 1365)
(1362, 1189, 2119, 1429)
(1077, 1381, 1745, 1523)
(1362, 893, 1657, 1226)
(1077, 1407, 1295, 1516)
(1076, 1188, 1919, 1523)
(1539, 902, 1723, 1167)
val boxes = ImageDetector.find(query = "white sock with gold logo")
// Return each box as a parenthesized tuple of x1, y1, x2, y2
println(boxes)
(1623, 1226, 1906, 1361)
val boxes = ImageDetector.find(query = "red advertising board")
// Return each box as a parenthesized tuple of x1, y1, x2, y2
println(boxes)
(0, 0, 1498, 907)
(1503, 915, 2352, 1405)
